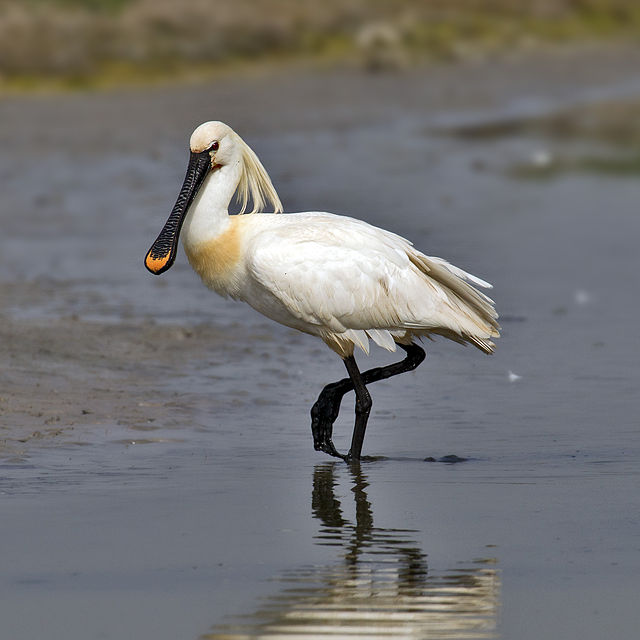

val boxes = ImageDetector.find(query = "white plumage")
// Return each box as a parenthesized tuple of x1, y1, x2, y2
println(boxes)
(145, 121, 499, 460)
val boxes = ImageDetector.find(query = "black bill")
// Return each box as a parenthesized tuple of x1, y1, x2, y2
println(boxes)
(144, 150, 211, 275)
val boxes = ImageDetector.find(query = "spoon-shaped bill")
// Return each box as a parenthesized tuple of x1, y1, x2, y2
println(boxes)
(144, 151, 211, 275)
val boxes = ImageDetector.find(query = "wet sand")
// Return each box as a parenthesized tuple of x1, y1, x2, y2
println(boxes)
(2, 43, 640, 639)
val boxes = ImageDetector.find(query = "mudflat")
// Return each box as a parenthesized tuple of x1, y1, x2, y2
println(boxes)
(2, 43, 639, 640)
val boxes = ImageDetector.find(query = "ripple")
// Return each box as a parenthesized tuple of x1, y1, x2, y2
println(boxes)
(202, 464, 499, 640)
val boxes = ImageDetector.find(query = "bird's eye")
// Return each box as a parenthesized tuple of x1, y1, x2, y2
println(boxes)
(210, 141, 219, 152)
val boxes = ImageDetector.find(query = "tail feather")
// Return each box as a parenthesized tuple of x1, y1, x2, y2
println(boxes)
(407, 250, 500, 354)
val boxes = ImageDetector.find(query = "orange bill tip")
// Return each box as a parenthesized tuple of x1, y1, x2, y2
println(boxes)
(145, 249, 172, 274)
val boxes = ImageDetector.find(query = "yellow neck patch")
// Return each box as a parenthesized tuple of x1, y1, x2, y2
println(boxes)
(184, 218, 244, 290)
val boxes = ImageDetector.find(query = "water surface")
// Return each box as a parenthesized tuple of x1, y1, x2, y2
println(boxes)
(1, 47, 639, 639)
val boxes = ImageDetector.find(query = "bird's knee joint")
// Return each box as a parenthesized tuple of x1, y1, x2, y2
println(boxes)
(355, 394, 372, 415)
(406, 346, 426, 369)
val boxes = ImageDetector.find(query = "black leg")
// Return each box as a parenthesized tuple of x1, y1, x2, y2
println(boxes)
(310, 343, 426, 459)
(343, 355, 372, 461)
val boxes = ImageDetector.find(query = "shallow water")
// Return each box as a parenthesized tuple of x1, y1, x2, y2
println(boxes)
(2, 48, 640, 639)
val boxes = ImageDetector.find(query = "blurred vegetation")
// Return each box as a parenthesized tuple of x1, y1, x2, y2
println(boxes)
(2, 0, 640, 89)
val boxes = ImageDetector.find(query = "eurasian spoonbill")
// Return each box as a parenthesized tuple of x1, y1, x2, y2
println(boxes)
(144, 121, 499, 461)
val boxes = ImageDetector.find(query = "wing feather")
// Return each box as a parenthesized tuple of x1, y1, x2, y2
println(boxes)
(244, 212, 499, 354)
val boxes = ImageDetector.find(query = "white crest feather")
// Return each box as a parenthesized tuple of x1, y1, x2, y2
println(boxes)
(235, 133, 283, 214)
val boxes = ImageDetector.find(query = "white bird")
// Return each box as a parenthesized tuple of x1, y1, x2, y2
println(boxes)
(145, 121, 499, 461)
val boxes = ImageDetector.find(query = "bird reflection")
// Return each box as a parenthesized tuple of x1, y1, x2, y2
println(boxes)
(202, 464, 499, 639)
(312, 463, 429, 592)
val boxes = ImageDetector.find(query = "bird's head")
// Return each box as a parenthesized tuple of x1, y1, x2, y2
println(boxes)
(189, 120, 238, 169)
(144, 121, 282, 275)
